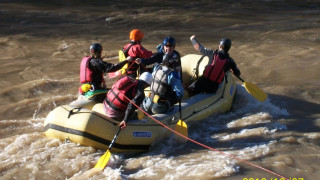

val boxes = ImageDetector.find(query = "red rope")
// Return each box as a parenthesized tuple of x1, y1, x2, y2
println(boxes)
(107, 57, 288, 179)
(107, 58, 139, 83)
(123, 95, 290, 180)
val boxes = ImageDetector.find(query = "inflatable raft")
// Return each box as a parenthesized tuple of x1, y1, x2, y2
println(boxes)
(44, 54, 236, 153)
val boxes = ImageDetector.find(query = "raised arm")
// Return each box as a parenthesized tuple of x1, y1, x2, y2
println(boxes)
(190, 35, 214, 56)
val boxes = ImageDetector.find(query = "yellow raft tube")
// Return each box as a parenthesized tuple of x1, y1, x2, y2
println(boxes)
(43, 54, 236, 153)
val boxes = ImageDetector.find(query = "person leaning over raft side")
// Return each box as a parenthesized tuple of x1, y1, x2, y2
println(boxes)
(187, 35, 241, 96)
(141, 59, 184, 115)
(103, 72, 153, 129)
(136, 36, 182, 78)
(70, 43, 133, 109)
(122, 29, 153, 79)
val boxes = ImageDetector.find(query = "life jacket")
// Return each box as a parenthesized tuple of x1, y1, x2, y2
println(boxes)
(203, 53, 227, 83)
(106, 76, 137, 111)
(150, 66, 173, 102)
(123, 42, 139, 74)
(80, 56, 93, 83)
(123, 42, 137, 58)
(80, 56, 105, 89)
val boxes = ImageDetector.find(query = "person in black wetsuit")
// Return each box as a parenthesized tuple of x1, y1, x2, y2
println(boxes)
(188, 35, 241, 96)
(70, 43, 132, 109)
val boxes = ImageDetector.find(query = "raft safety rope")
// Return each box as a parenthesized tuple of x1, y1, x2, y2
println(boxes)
(123, 95, 290, 180)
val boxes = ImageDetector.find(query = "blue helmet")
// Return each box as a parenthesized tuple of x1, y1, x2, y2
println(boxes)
(162, 36, 176, 47)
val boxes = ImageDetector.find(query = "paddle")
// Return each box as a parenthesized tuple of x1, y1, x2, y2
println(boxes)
(236, 76, 267, 102)
(175, 99, 188, 137)
(94, 127, 121, 170)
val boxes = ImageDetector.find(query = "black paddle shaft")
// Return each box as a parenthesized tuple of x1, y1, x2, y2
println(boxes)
(179, 100, 182, 119)
(108, 127, 122, 150)
(237, 76, 245, 82)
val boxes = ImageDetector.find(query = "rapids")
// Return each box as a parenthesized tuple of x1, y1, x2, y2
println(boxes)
(0, 1, 319, 179)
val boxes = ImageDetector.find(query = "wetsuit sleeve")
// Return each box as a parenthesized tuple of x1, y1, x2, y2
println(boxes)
(105, 60, 129, 73)
(228, 57, 241, 77)
(140, 52, 163, 66)
(174, 51, 182, 80)
(91, 59, 128, 73)
(191, 37, 214, 57)
(136, 45, 153, 58)
(177, 53, 181, 67)
(90, 58, 127, 73)
(122, 81, 145, 122)
(128, 44, 153, 59)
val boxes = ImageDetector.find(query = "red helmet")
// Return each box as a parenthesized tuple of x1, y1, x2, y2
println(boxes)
(130, 29, 144, 41)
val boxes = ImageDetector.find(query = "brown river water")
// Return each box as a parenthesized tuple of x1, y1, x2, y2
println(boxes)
(0, 1, 320, 179)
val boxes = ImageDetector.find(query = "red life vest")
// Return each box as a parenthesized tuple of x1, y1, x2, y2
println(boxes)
(123, 42, 152, 74)
(80, 56, 105, 87)
(80, 56, 93, 83)
(203, 53, 227, 83)
(123, 42, 137, 58)
(123, 43, 138, 73)
(106, 76, 137, 111)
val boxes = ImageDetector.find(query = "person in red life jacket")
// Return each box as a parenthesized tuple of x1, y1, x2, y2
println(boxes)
(103, 72, 153, 129)
(122, 29, 153, 78)
(187, 35, 241, 96)
(70, 43, 132, 109)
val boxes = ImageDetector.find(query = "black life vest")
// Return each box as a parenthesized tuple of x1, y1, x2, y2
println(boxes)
(150, 66, 173, 100)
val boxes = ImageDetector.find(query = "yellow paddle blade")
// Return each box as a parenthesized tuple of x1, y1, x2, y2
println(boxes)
(118, 50, 128, 75)
(118, 50, 126, 62)
(243, 82, 268, 102)
(175, 120, 188, 137)
(94, 150, 112, 170)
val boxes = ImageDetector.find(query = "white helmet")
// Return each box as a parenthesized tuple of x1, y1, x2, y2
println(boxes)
(139, 72, 153, 85)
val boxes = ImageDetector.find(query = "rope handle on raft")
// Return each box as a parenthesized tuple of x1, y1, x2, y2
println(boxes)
(68, 107, 82, 118)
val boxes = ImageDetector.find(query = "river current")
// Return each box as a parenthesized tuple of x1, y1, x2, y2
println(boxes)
(0, 1, 319, 180)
